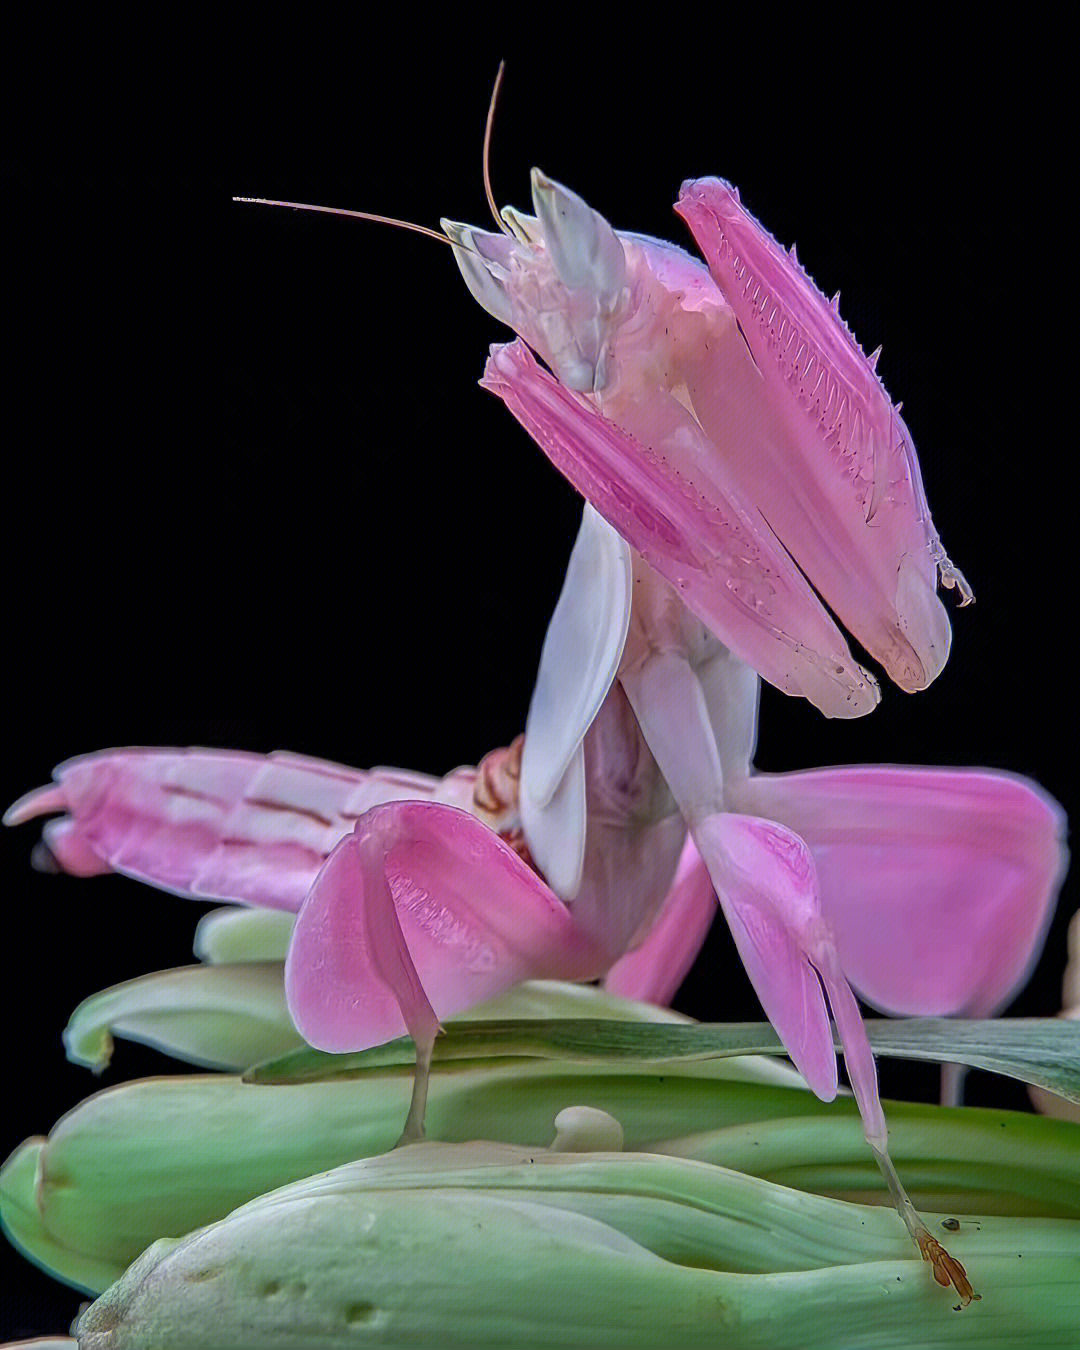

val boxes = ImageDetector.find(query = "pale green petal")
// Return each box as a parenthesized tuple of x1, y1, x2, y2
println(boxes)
(78, 1195, 692, 1350)
(659, 1104, 1080, 1219)
(77, 1150, 1080, 1349)
(193, 907, 295, 964)
(0, 1340, 78, 1348)
(0, 1064, 826, 1292)
(225, 1138, 1080, 1275)
(63, 963, 305, 1072)
(0, 1139, 125, 1294)
(11, 1053, 1080, 1301)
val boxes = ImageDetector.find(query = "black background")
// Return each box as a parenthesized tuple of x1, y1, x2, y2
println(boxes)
(2, 19, 1074, 1340)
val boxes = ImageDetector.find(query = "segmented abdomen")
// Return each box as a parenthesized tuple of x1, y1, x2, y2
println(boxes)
(6, 748, 449, 911)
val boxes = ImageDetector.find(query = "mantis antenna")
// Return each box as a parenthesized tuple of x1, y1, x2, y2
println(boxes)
(230, 199, 461, 249)
(483, 60, 511, 236)
(234, 62, 511, 252)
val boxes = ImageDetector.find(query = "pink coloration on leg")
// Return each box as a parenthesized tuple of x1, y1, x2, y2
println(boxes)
(602, 839, 715, 1005)
(731, 765, 1068, 1017)
(613, 564, 883, 1116)
(285, 821, 441, 1057)
(693, 813, 840, 1100)
(285, 800, 602, 1053)
(815, 947, 888, 1147)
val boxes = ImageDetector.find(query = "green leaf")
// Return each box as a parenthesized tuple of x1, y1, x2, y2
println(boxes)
(193, 906, 296, 964)
(247, 1017, 1080, 1103)
(64, 963, 305, 1072)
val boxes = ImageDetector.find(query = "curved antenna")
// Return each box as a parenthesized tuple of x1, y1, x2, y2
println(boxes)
(483, 61, 512, 236)
(232, 198, 460, 250)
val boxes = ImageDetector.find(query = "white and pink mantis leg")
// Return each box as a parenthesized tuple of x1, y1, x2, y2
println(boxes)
(3, 748, 596, 1102)
(3, 678, 678, 1148)
(285, 795, 601, 1142)
(614, 556, 974, 1296)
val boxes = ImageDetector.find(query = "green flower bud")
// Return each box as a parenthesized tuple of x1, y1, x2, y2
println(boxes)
(0, 1060, 815, 1294)
(76, 1141, 1080, 1349)
(3, 982, 804, 1294)
(193, 908, 295, 965)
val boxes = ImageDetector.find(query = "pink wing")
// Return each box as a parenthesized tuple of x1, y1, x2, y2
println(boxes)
(676, 178, 968, 694)
(481, 339, 879, 719)
(732, 766, 1067, 1017)
(4, 748, 455, 912)
(286, 800, 602, 1051)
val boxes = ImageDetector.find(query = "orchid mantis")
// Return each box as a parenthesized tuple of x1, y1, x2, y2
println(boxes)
(240, 166, 967, 716)
(239, 74, 969, 723)
(5, 502, 1065, 1297)
(6, 99, 1061, 1311)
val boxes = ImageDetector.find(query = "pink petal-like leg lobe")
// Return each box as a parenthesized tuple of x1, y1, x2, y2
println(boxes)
(285, 800, 600, 1054)
(693, 808, 973, 1295)
(3, 749, 448, 912)
(676, 178, 967, 693)
(682, 794, 902, 1213)
(732, 766, 1068, 1017)
(618, 638, 840, 1100)
(285, 824, 436, 1055)
(602, 838, 715, 1005)
(814, 946, 887, 1147)
(481, 340, 879, 719)
(285, 822, 442, 1142)
(693, 813, 839, 1100)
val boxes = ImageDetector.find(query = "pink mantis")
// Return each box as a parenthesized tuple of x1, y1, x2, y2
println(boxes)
(6, 97, 1068, 1304)
(5, 502, 1065, 1301)
(4, 519, 1064, 1091)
